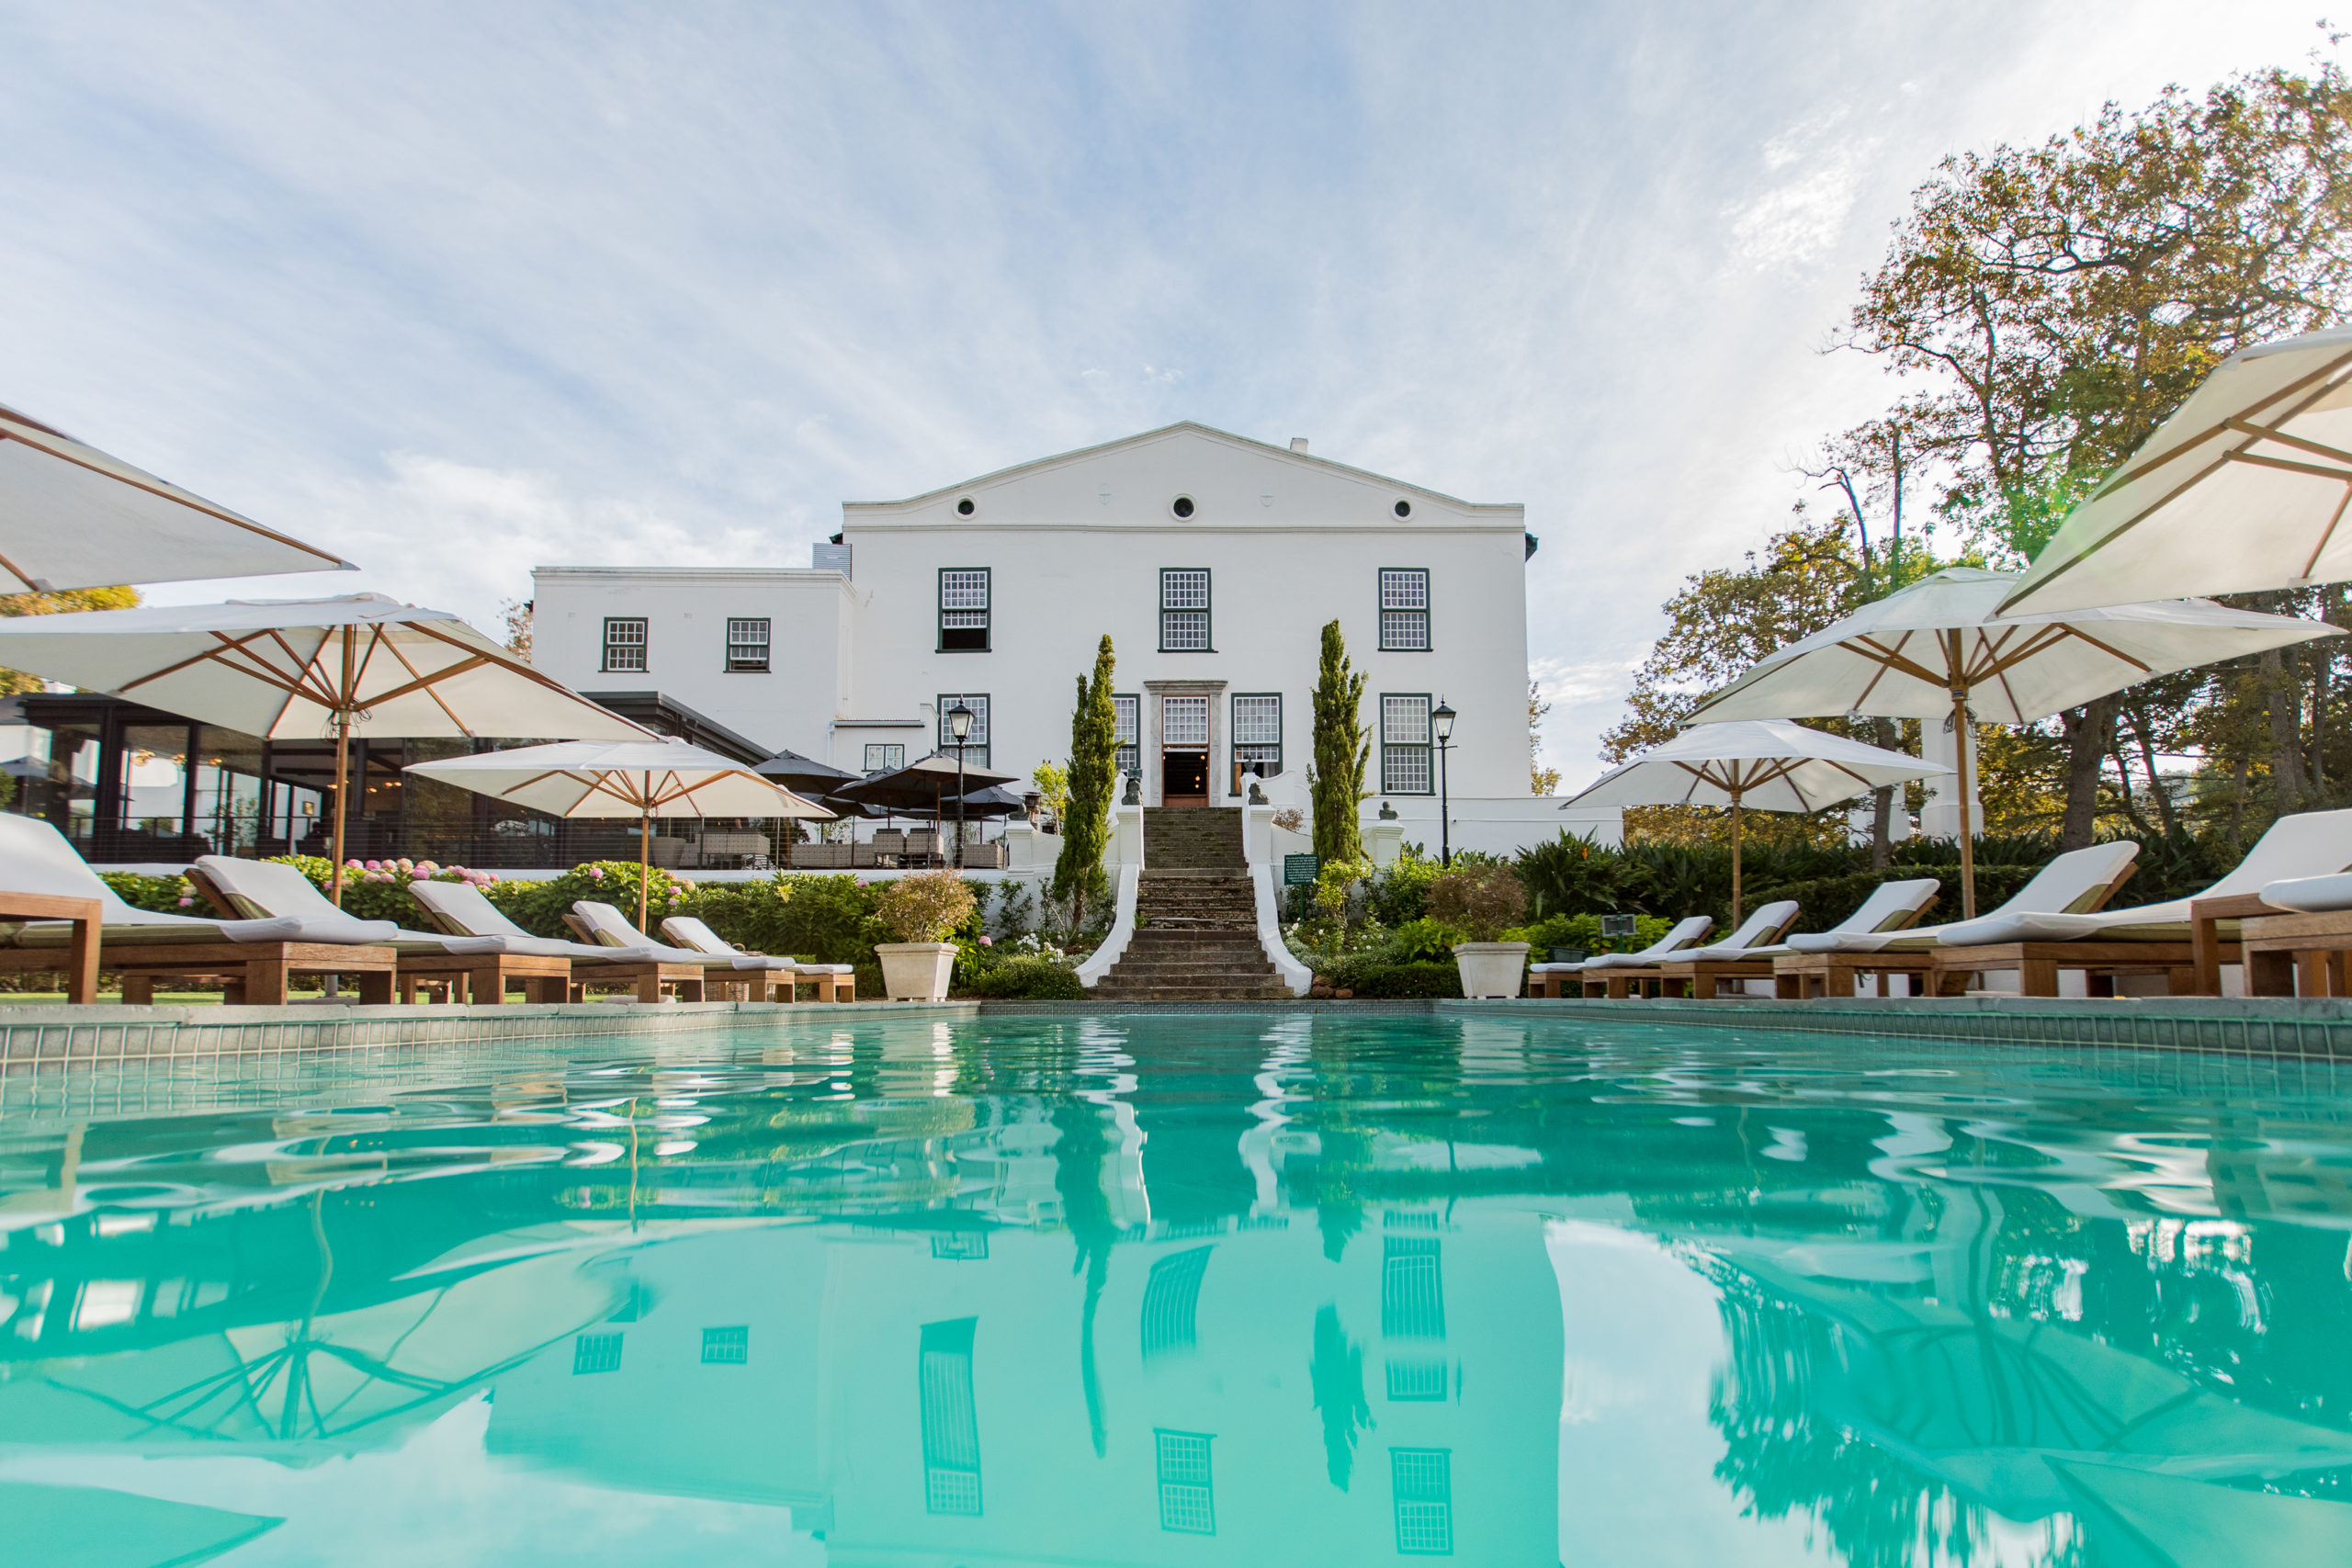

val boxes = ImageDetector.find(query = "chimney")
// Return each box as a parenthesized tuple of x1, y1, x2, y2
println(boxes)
(1289, 437, 1309, 454)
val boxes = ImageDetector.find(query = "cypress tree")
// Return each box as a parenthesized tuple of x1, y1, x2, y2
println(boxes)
(1310, 619, 1368, 866)
(1053, 634, 1118, 936)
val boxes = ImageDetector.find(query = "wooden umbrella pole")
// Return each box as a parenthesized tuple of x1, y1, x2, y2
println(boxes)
(1952, 683, 1977, 920)
(328, 710, 352, 907)
(639, 785, 652, 933)
(1730, 785, 1744, 928)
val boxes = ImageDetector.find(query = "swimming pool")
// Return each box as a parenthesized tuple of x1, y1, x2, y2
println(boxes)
(3, 1010, 2349, 1565)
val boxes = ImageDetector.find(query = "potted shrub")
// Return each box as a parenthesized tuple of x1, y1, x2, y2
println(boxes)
(871, 871, 978, 1001)
(1427, 864, 1530, 998)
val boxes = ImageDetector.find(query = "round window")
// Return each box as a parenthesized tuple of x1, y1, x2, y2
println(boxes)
(1394, 499, 1412, 518)
(956, 497, 976, 516)
(1171, 495, 1196, 518)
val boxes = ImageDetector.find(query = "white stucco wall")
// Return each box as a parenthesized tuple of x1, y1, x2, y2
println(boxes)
(529, 425, 1555, 836)
(842, 424, 1531, 802)
(529, 567, 854, 751)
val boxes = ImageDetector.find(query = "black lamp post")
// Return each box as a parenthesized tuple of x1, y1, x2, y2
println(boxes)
(947, 702, 974, 869)
(1431, 697, 1456, 868)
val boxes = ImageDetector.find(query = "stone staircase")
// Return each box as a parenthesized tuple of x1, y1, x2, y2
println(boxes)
(1091, 808, 1291, 1001)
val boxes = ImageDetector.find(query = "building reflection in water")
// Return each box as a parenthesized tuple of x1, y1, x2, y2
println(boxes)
(3, 1013, 2351, 1565)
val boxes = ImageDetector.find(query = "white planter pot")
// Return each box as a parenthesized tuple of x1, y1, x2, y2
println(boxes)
(876, 942, 958, 1002)
(1453, 942, 1531, 1000)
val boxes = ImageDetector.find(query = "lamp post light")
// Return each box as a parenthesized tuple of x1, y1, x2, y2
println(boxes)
(1431, 697, 1456, 868)
(947, 702, 974, 869)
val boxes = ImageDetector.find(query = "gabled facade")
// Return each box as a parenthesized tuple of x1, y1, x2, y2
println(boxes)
(533, 423, 1545, 818)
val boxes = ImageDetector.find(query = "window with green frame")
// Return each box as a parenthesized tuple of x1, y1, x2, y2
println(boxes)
(1381, 694, 1433, 795)
(1159, 569, 1210, 651)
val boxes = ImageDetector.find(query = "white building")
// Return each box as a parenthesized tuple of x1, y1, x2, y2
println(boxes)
(532, 424, 1617, 852)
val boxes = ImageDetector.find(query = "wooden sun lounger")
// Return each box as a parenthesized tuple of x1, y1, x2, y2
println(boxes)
(1926, 939, 2223, 998)
(1648, 957, 1781, 998)
(0, 940, 400, 1004)
(186, 864, 573, 1008)
(0, 892, 100, 1003)
(2238, 910, 2352, 997)
(1771, 951, 1933, 998)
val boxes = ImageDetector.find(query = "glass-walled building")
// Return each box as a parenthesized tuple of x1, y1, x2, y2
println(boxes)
(6, 691, 769, 866)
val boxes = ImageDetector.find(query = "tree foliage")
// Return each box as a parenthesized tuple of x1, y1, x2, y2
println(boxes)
(1310, 619, 1368, 865)
(1051, 635, 1118, 934)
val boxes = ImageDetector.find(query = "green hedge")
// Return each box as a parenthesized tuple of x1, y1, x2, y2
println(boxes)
(964, 956, 1087, 999)
(1317, 956, 1465, 998)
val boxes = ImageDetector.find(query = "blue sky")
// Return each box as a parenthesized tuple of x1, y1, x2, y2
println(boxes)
(0, 1, 2333, 786)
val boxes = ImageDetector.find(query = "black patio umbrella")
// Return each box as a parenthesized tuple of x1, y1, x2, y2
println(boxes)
(752, 747, 861, 795)
(955, 784, 1030, 818)
(833, 752, 1022, 864)
(750, 750, 863, 866)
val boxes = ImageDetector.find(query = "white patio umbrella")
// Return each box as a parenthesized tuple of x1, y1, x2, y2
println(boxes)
(0, 400, 353, 592)
(1998, 328, 2352, 615)
(405, 739, 833, 929)
(1684, 567, 2341, 916)
(0, 593, 646, 900)
(1559, 720, 1948, 923)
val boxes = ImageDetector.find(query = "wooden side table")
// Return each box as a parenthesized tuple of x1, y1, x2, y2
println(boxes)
(2188, 894, 2281, 996)
(0, 893, 103, 1004)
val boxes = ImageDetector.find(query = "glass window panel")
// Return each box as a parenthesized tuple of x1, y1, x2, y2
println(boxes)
(726, 618, 770, 671)
(938, 695, 989, 747)
(1383, 695, 1431, 745)
(940, 570, 989, 609)
(1163, 696, 1209, 747)
(603, 617, 648, 671)
(1233, 695, 1281, 745)
(864, 743, 906, 773)
(572, 1333, 624, 1375)
(1381, 609, 1430, 651)
(1160, 570, 1209, 609)
(1380, 569, 1429, 609)
(701, 1325, 749, 1364)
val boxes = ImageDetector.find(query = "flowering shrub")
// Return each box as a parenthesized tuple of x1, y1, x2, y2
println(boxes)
(872, 870, 979, 944)
(474, 860, 699, 940)
(1427, 865, 1527, 942)
(266, 855, 499, 929)
(97, 871, 198, 914)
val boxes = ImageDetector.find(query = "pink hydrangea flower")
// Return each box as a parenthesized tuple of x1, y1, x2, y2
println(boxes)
(588, 866, 605, 880)
(364, 860, 382, 873)
(978, 935, 993, 947)
(176, 896, 195, 908)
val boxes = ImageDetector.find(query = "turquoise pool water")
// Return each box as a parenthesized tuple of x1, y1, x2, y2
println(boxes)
(3, 1011, 2351, 1566)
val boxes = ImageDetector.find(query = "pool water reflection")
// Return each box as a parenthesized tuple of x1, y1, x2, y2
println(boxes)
(4, 1011, 2352, 1565)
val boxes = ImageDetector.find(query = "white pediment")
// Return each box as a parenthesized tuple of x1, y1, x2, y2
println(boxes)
(842, 423, 1521, 530)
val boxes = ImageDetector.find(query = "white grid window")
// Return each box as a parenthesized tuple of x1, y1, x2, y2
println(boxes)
(1382, 694, 1433, 795)
(1232, 694, 1281, 794)
(1156, 1430, 1216, 1535)
(726, 618, 770, 671)
(1163, 694, 1209, 748)
(1160, 569, 1210, 650)
(701, 1325, 749, 1364)
(1391, 1449, 1453, 1555)
(864, 743, 905, 773)
(1114, 694, 1139, 779)
(601, 618, 647, 672)
(939, 569, 990, 651)
(938, 694, 990, 770)
(1380, 570, 1430, 651)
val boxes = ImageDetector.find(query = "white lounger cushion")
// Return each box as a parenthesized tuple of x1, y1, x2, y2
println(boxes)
(1787, 842, 2142, 954)
(1658, 901, 1803, 964)
(195, 855, 511, 954)
(1932, 809, 2352, 945)
(1582, 915, 1717, 969)
(2261, 873, 2352, 913)
(0, 814, 357, 947)
(406, 880, 655, 961)
(574, 900, 752, 967)
(661, 916, 854, 974)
